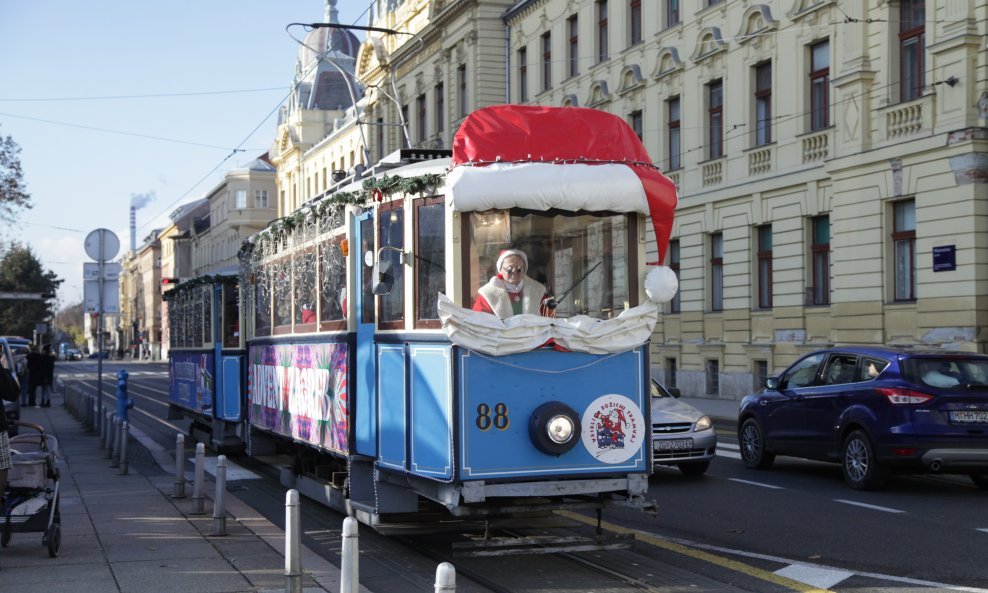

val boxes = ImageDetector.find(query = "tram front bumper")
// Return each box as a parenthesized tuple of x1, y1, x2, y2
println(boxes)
(458, 474, 648, 504)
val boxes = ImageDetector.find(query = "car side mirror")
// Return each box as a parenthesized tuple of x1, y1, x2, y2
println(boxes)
(765, 377, 779, 390)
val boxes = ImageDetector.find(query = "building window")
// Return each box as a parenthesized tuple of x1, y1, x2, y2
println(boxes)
(707, 80, 723, 159)
(434, 83, 444, 136)
(710, 232, 723, 311)
(596, 0, 608, 63)
(811, 215, 830, 305)
(899, 0, 925, 102)
(667, 239, 680, 313)
(893, 200, 916, 302)
(754, 62, 772, 146)
(754, 360, 768, 391)
(401, 104, 410, 148)
(667, 96, 681, 170)
(235, 189, 247, 209)
(757, 225, 772, 309)
(457, 64, 467, 118)
(665, 357, 677, 389)
(629, 0, 642, 46)
(541, 32, 552, 92)
(708, 0, 722, 6)
(567, 15, 579, 78)
(378, 201, 404, 329)
(254, 189, 269, 209)
(518, 46, 528, 102)
(810, 40, 830, 130)
(706, 359, 720, 395)
(416, 94, 427, 144)
(629, 110, 643, 142)
(666, 0, 680, 27)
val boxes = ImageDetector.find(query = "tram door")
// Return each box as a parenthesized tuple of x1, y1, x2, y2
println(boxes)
(354, 212, 377, 456)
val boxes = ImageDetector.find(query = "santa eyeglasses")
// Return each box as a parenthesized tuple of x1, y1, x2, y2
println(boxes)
(502, 266, 526, 274)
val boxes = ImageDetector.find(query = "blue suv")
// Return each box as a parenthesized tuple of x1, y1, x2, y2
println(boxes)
(738, 346, 988, 490)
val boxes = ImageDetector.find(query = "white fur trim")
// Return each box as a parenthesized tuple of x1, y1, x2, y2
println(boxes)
(645, 266, 679, 304)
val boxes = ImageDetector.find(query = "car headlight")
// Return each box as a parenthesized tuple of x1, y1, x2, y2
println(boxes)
(694, 415, 712, 432)
(529, 402, 581, 456)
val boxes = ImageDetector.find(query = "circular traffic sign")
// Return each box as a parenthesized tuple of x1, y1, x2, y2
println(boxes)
(84, 228, 120, 262)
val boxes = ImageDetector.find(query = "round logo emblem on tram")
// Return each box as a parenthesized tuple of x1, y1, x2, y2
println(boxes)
(581, 394, 645, 464)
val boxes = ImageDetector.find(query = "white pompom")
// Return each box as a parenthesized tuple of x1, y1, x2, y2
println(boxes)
(644, 266, 679, 304)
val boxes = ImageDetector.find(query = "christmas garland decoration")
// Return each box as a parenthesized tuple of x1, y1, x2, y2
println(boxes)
(237, 172, 444, 259)
(162, 274, 239, 300)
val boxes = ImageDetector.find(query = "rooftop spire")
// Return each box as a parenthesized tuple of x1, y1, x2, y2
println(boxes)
(325, 0, 339, 24)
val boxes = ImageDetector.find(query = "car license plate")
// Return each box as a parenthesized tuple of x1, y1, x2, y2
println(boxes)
(654, 438, 693, 452)
(949, 411, 988, 423)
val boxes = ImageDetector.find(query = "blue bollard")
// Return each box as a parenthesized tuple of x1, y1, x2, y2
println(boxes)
(115, 369, 134, 423)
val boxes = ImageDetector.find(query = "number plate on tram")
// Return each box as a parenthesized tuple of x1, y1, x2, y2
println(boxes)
(949, 410, 988, 423)
(653, 438, 693, 452)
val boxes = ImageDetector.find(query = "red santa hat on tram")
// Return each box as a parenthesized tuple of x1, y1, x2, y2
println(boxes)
(496, 249, 527, 272)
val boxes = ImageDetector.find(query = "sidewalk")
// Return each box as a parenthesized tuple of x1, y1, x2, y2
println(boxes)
(1, 387, 351, 593)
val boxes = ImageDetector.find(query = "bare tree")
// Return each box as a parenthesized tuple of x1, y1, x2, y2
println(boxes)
(0, 126, 32, 222)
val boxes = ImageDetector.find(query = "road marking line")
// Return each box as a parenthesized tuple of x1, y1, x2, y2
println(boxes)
(556, 510, 836, 593)
(834, 499, 905, 513)
(776, 565, 854, 589)
(729, 478, 784, 489)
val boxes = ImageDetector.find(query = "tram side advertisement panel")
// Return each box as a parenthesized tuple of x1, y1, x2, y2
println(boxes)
(169, 352, 214, 415)
(248, 343, 349, 454)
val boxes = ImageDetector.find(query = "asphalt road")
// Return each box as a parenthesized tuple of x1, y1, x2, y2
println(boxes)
(57, 359, 988, 592)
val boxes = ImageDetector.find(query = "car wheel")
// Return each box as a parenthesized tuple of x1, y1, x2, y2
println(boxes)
(678, 460, 710, 476)
(970, 473, 988, 490)
(841, 429, 887, 490)
(739, 418, 775, 469)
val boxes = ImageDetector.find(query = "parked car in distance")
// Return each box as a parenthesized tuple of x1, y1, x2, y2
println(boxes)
(651, 375, 717, 475)
(738, 346, 988, 490)
(64, 348, 82, 361)
(0, 337, 20, 436)
(87, 350, 110, 359)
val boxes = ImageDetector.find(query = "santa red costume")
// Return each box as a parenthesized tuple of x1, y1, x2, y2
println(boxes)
(472, 249, 554, 319)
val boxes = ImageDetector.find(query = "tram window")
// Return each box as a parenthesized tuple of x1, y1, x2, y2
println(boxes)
(464, 210, 636, 320)
(319, 237, 347, 328)
(359, 217, 375, 324)
(414, 197, 445, 328)
(222, 284, 239, 348)
(254, 280, 271, 337)
(273, 257, 292, 332)
(378, 202, 404, 329)
(294, 250, 317, 330)
(201, 285, 212, 345)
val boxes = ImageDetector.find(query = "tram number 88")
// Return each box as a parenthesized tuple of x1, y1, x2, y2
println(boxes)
(476, 403, 509, 431)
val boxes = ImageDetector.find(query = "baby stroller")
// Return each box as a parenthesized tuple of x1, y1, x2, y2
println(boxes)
(1, 421, 61, 557)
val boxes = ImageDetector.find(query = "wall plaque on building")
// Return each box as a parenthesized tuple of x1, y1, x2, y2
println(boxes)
(933, 245, 956, 272)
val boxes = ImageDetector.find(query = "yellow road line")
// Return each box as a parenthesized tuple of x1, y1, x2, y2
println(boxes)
(556, 510, 836, 593)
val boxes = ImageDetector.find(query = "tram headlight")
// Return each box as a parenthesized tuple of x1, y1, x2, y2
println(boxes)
(529, 402, 581, 456)
(547, 415, 574, 444)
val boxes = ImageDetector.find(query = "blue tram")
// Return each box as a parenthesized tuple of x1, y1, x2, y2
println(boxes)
(171, 105, 679, 536)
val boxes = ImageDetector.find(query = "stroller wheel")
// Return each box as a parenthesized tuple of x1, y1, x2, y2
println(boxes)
(46, 523, 60, 557)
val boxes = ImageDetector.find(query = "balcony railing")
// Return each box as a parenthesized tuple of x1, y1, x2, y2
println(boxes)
(885, 101, 924, 140)
(748, 146, 772, 176)
(801, 130, 829, 163)
(702, 159, 723, 186)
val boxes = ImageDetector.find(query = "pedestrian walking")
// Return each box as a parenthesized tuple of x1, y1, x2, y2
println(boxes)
(39, 344, 55, 407)
(25, 344, 43, 407)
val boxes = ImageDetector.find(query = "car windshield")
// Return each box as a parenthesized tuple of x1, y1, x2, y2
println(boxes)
(902, 357, 988, 389)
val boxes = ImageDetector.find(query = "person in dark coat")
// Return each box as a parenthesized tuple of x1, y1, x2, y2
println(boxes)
(39, 344, 55, 407)
(25, 344, 44, 407)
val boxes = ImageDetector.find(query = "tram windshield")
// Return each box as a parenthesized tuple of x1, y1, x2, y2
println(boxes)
(465, 210, 637, 320)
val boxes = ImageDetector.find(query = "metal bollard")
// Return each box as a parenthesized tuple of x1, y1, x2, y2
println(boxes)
(172, 434, 187, 498)
(191, 442, 206, 514)
(285, 489, 302, 593)
(119, 421, 129, 475)
(98, 406, 107, 447)
(434, 562, 456, 593)
(211, 455, 227, 536)
(341, 516, 359, 593)
(110, 418, 121, 467)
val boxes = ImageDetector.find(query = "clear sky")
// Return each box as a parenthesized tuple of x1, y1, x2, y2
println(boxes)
(0, 0, 369, 307)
